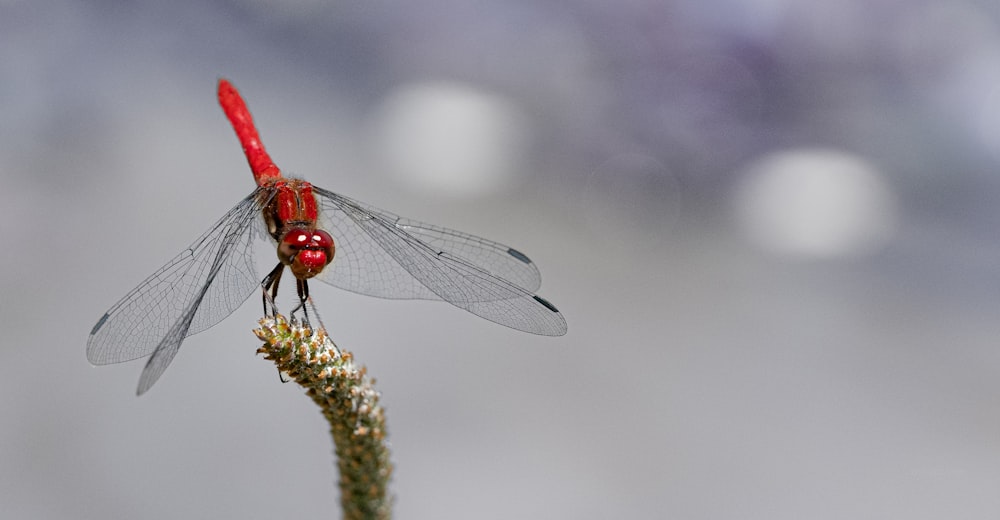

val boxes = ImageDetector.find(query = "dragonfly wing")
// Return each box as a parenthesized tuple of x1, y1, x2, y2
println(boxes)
(393, 218, 542, 292)
(134, 311, 189, 395)
(314, 190, 544, 298)
(87, 189, 267, 376)
(312, 193, 441, 300)
(313, 187, 566, 336)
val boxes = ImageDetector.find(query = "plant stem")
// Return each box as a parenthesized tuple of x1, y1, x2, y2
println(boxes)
(254, 314, 393, 520)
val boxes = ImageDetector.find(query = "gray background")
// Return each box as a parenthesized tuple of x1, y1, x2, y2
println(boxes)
(4, 1, 1000, 518)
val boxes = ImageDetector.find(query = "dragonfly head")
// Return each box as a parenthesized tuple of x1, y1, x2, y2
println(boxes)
(278, 228, 335, 279)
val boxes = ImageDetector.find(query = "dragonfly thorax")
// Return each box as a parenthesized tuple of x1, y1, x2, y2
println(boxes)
(262, 179, 319, 237)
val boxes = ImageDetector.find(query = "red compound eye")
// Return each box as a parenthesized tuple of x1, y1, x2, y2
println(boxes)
(311, 230, 333, 249)
(283, 228, 336, 279)
(283, 230, 311, 247)
(278, 229, 312, 267)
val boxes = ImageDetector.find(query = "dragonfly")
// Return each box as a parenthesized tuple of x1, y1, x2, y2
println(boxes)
(88, 79, 567, 395)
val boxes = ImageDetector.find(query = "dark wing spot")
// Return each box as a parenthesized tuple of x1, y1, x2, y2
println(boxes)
(507, 248, 532, 264)
(90, 312, 110, 336)
(533, 295, 559, 313)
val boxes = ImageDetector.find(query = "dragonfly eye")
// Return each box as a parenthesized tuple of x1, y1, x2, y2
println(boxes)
(281, 228, 335, 278)
(282, 230, 311, 247)
(311, 229, 333, 249)
(278, 230, 310, 266)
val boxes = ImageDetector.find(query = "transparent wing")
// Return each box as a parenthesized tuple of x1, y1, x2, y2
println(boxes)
(312, 186, 566, 336)
(395, 219, 542, 292)
(87, 188, 269, 393)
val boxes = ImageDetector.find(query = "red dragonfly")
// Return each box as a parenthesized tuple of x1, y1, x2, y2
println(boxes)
(88, 79, 567, 395)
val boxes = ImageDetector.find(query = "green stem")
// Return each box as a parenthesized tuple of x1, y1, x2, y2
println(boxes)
(254, 314, 393, 520)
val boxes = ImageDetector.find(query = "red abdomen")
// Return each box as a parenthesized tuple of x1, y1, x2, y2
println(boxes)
(218, 79, 282, 185)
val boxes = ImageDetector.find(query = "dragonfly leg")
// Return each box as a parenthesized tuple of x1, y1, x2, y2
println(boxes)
(261, 263, 284, 316)
(290, 278, 312, 326)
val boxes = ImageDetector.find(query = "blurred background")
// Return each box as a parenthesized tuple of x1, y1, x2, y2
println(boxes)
(3, 0, 1000, 518)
